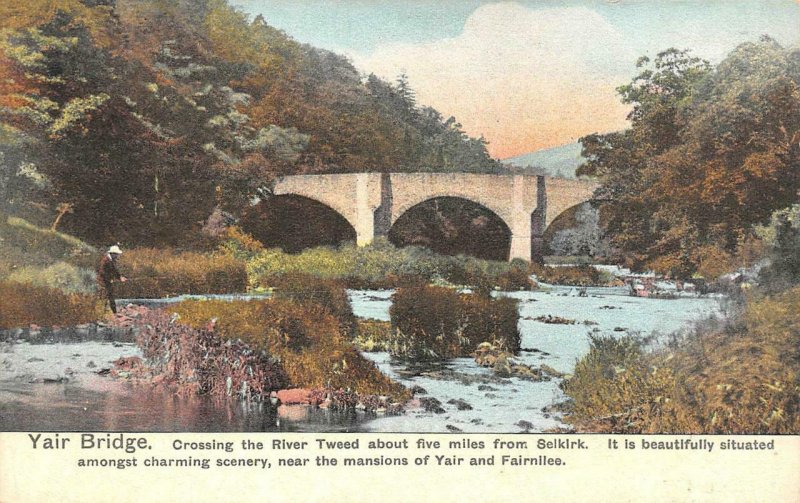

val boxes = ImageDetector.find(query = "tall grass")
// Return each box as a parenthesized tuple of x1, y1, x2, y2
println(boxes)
(0, 281, 103, 329)
(114, 248, 247, 298)
(563, 286, 800, 433)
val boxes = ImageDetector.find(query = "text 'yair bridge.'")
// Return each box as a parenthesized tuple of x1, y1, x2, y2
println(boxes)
(273, 173, 598, 262)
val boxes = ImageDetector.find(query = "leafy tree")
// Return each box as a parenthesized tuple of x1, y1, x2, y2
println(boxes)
(580, 40, 800, 276)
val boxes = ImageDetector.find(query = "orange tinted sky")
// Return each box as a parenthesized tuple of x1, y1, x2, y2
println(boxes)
(236, 1, 800, 159)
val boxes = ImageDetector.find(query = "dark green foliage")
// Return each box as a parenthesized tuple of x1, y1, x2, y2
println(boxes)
(531, 264, 602, 286)
(758, 204, 800, 292)
(390, 286, 520, 360)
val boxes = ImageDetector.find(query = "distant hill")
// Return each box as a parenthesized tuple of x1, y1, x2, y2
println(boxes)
(503, 142, 586, 178)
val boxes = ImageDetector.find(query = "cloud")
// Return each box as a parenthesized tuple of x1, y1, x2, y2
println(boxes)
(349, 2, 635, 158)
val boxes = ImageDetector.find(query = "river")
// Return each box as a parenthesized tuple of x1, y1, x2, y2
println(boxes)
(0, 287, 721, 432)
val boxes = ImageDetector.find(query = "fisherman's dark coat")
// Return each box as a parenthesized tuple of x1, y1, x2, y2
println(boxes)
(97, 253, 122, 287)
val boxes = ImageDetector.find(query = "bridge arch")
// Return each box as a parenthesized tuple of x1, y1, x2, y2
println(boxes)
(388, 196, 512, 260)
(541, 201, 609, 257)
(242, 194, 357, 252)
(542, 178, 598, 229)
(390, 191, 514, 230)
(271, 172, 598, 261)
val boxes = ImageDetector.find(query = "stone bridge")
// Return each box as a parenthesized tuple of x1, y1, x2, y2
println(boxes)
(272, 173, 598, 261)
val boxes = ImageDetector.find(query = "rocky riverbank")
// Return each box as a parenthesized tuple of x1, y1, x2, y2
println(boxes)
(104, 304, 408, 414)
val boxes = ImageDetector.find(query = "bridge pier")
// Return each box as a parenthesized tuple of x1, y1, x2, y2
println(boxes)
(508, 175, 532, 262)
(355, 173, 377, 246)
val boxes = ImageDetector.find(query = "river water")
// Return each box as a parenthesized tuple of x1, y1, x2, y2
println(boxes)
(0, 287, 721, 432)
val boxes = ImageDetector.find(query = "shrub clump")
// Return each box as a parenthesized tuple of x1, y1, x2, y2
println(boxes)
(560, 335, 674, 429)
(562, 286, 800, 434)
(531, 264, 603, 286)
(0, 281, 103, 329)
(114, 248, 247, 298)
(267, 273, 356, 336)
(390, 286, 520, 360)
(172, 298, 408, 401)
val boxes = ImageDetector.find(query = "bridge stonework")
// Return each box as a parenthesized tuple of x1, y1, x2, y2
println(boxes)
(272, 173, 598, 261)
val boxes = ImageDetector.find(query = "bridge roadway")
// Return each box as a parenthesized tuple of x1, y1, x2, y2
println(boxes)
(272, 172, 598, 261)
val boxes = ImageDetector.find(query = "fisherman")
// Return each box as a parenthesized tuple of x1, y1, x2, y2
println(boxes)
(97, 245, 127, 314)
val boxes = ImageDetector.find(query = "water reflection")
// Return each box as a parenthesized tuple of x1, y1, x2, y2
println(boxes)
(0, 377, 367, 432)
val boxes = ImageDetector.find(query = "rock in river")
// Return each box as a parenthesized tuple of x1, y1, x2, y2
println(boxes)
(447, 398, 473, 411)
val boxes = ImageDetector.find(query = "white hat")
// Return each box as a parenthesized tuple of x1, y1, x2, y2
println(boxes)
(108, 245, 123, 255)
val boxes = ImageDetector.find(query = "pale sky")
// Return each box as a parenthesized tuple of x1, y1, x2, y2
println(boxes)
(233, 1, 800, 159)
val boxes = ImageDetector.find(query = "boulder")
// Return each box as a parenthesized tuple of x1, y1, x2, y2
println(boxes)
(276, 388, 312, 405)
(419, 397, 446, 414)
(447, 398, 473, 411)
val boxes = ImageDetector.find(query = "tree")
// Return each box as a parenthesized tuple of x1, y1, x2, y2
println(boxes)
(580, 40, 800, 276)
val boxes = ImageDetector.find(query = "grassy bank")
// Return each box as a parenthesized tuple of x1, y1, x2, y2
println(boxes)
(172, 297, 408, 401)
(0, 216, 98, 293)
(562, 286, 800, 433)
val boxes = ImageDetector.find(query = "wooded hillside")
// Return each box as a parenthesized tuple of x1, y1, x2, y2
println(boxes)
(0, 0, 500, 246)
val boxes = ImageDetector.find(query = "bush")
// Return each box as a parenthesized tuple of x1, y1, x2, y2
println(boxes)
(560, 335, 674, 425)
(264, 273, 356, 336)
(114, 248, 247, 298)
(0, 281, 103, 329)
(390, 286, 520, 360)
(6, 262, 97, 293)
(172, 298, 408, 400)
(217, 226, 265, 261)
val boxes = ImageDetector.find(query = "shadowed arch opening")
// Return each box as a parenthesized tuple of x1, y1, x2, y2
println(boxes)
(543, 202, 610, 258)
(388, 196, 511, 260)
(241, 195, 356, 253)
